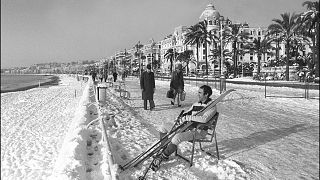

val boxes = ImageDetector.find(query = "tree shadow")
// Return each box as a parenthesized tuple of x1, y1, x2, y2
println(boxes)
(203, 123, 318, 158)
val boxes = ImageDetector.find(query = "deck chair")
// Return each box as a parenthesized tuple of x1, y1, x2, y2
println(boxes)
(175, 112, 220, 167)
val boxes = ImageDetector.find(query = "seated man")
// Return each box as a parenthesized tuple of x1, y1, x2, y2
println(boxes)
(152, 85, 217, 171)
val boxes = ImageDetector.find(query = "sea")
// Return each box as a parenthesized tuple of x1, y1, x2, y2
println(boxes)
(1, 74, 57, 93)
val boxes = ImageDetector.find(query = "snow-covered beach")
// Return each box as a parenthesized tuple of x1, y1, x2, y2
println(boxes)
(1, 75, 319, 180)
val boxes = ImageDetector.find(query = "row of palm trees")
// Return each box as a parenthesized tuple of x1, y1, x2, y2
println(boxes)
(164, 1, 319, 81)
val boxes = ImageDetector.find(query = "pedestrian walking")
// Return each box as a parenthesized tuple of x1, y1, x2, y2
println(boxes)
(122, 71, 126, 81)
(140, 64, 155, 110)
(170, 63, 184, 107)
(113, 71, 118, 82)
(98, 70, 103, 82)
(91, 70, 97, 82)
(104, 69, 108, 82)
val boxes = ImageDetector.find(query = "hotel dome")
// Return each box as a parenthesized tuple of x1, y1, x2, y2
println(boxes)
(199, 3, 220, 21)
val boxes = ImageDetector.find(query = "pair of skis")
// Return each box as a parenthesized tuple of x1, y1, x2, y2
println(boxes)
(120, 89, 235, 179)
(119, 110, 186, 171)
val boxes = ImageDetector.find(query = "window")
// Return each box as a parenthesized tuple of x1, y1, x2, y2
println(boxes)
(250, 56, 253, 60)
(258, 31, 261, 35)
(209, 20, 212, 25)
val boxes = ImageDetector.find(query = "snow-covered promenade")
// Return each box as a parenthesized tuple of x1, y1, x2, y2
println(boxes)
(1, 75, 319, 180)
(116, 77, 319, 180)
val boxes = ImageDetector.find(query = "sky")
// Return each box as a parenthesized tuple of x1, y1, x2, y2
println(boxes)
(1, 0, 309, 68)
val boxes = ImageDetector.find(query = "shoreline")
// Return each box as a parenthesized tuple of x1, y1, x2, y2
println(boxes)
(1, 75, 60, 94)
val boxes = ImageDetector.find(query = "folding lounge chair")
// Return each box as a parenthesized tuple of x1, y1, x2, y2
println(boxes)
(175, 112, 220, 167)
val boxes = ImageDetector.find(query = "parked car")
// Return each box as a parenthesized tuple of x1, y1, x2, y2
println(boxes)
(228, 74, 234, 79)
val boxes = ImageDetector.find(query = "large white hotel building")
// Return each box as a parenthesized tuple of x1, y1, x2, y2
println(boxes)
(108, 3, 312, 75)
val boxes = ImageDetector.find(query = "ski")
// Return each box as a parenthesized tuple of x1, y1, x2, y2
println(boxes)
(130, 121, 193, 169)
(120, 110, 185, 170)
(194, 89, 235, 116)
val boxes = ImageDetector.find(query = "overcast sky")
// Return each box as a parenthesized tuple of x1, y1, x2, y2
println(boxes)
(1, 0, 308, 68)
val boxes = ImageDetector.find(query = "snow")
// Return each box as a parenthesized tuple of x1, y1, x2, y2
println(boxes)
(1, 75, 319, 180)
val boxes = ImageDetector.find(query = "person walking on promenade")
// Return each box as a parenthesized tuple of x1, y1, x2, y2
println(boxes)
(151, 85, 217, 171)
(104, 69, 108, 82)
(91, 70, 97, 82)
(98, 70, 103, 82)
(113, 71, 118, 82)
(170, 63, 184, 107)
(140, 64, 155, 110)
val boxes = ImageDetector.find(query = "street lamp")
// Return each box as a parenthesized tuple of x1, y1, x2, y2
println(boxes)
(135, 41, 142, 78)
(217, 15, 231, 93)
(218, 15, 231, 78)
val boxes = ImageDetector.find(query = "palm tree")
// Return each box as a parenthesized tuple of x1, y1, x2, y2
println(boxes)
(196, 20, 213, 75)
(224, 24, 250, 77)
(247, 38, 266, 74)
(268, 13, 301, 81)
(209, 45, 232, 75)
(184, 24, 201, 71)
(164, 48, 178, 73)
(176, 50, 194, 75)
(301, 1, 319, 77)
(260, 37, 274, 63)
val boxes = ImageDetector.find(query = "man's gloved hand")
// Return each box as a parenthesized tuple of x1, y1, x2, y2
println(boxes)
(180, 116, 190, 123)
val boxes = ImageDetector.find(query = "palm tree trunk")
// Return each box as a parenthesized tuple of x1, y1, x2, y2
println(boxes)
(205, 42, 208, 75)
(196, 42, 199, 73)
(170, 58, 173, 73)
(315, 24, 319, 78)
(286, 41, 290, 81)
(258, 53, 261, 74)
(233, 41, 237, 77)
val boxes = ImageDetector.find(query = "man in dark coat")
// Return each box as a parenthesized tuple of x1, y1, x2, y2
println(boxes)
(113, 71, 118, 82)
(140, 64, 155, 110)
(104, 69, 108, 82)
(91, 70, 97, 82)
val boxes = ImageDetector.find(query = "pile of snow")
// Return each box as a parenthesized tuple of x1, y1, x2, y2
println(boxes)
(49, 81, 91, 179)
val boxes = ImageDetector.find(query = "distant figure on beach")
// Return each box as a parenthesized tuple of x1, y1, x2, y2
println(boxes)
(113, 71, 118, 82)
(140, 64, 155, 110)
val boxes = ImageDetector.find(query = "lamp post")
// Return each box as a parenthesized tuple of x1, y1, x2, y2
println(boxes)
(218, 16, 231, 78)
(135, 41, 142, 78)
(217, 15, 231, 93)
